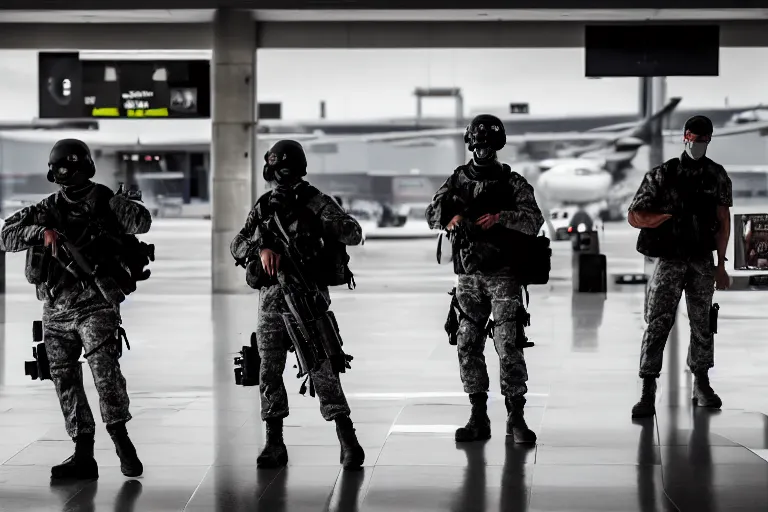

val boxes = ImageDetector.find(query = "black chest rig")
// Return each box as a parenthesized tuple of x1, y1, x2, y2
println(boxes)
(248, 183, 355, 290)
(637, 158, 720, 259)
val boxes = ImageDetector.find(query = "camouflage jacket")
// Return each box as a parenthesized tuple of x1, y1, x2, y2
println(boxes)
(230, 180, 362, 286)
(629, 154, 732, 259)
(0, 182, 152, 308)
(425, 161, 545, 275)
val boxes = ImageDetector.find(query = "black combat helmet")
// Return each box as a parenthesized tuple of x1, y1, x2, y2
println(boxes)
(684, 115, 714, 137)
(47, 138, 96, 185)
(263, 139, 308, 185)
(464, 114, 507, 152)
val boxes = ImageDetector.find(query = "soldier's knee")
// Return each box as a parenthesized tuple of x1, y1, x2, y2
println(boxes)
(50, 363, 81, 380)
(259, 352, 286, 379)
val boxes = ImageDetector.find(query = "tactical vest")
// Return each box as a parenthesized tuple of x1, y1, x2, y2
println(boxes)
(24, 188, 153, 301)
(636, 158, 720, 260)
(447, 166, 551, 284)
(246, 185, 355, 290)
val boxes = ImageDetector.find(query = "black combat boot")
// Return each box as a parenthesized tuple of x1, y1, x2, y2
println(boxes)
(51, 433, 99, 480)
(505, 397, 537, 444)
(335, 415, 365, 470)
(106, 422, 143, 477)
(692, 371, 722, 409)
(257, 418, 288, 468)
(631, 378, 657, 418)
(455, 392, 491, 442)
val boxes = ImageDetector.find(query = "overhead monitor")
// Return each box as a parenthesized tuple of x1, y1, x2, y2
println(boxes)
(258, 102, 282, 120)
(584, 25, 720, 77)
(39, 52, 211, 119)
(734, 213, 768, 271)
(509, 103, 529, 114)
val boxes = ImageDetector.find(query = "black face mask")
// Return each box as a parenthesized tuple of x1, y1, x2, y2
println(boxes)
(51, 164, 89, 189)
(472, 148, 496, 165)
(263, 165, 301, 188)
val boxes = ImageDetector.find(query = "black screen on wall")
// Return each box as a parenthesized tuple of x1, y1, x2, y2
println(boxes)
(584, 25, 720, 77)
(39, 52, 211, 119)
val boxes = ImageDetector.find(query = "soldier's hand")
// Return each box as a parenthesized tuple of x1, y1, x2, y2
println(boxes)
(43, 229, 58, 258)
(446, 215, 463, 231)
(715, 265, 730, 290)
(260, 248, 281, 277)
(476, 213, 501, 230)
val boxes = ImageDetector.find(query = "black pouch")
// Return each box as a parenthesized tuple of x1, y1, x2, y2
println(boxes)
(444, 288, 460, 346)
(25, 246, 50, 285)
(709, 303, 719, 335)
(245, 259, 276, 290)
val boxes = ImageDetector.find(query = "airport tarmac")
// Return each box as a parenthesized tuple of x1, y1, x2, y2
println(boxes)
(0, 219, 767, 511)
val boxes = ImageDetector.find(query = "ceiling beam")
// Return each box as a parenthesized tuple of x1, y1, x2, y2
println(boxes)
(1, 20, 768, 50)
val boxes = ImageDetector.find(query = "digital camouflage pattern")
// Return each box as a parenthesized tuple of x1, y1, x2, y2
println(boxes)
(425, 163, 544, 237)
(629, 154, 733, 378)
(256, 284, 351, 421)
(455, 274, 529, 400)
(640, 256, 716, 378)
(426, 162, 543, 402)
(43, 305, 131, 437)
(629, 156, 733, 214)
(630, 155, 733, 260)
(231, 182, 362, 262)
(0, 181, 148, 438)
(232, 180, 362, 422)
(108, 194, 153, 235)
(1, 182, 152, 309)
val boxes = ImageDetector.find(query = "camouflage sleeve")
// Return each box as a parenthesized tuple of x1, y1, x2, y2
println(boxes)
(230, 202, 263, 262)
(309, 194, 363, 246)
(109, 194, 153, 235)
(716, 166, 733, 207)
(498, 176, 545, 236)
(0, 204, 47, 253)
(425, 174, 460, 230)
(627, 168, 666, 213)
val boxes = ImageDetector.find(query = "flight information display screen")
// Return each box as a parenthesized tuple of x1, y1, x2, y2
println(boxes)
(39, 52, 211, 119)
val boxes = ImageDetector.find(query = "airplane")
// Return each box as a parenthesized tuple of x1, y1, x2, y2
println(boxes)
(726, 107, 768, 125)
(3, 104, 768, 236)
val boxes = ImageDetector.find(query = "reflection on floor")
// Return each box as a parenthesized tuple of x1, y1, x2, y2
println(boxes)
(0, 221, 767, 511)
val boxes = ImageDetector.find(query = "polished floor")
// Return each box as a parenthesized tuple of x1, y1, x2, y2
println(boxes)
(0, 220, 767, 511)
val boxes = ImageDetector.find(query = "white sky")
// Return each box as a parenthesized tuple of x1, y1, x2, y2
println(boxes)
(0, 48, 766, 121)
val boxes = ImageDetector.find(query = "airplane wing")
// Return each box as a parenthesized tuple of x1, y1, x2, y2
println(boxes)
(346, 128, 620, 144)
(662, 121, 768, 139)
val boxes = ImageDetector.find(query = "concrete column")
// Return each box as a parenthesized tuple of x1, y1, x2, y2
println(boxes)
(648, 76, 667, 169)
(211, 9, 256, 294)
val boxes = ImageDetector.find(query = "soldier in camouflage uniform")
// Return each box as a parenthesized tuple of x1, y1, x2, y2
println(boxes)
(426, 115, 544, 444)
(0, 139, 151, 479)
(230, 140, 365, 470)
(628, 116, 732, 418)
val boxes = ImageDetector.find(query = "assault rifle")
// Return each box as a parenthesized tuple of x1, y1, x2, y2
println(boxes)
(53, 234, 126, 306)
(268, 214, 352, 391)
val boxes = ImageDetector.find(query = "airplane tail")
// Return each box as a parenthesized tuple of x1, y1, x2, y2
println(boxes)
(604, 96, 682, 178)
(630, 96, 682, 144)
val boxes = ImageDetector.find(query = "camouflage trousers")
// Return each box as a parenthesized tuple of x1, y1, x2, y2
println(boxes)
(639, 255, 716, 378)
(456, 274, 528, 400)
(256, 284, 351, 422)
(43, 302, 131, 438)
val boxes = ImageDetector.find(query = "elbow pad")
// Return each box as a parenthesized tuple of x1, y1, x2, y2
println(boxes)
(110, 195, 152, 234)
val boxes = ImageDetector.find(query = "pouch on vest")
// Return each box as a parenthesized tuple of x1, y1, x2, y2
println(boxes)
(25, 246, 50, 286)
(317, 239, 356, 290)
(245, 258, 277, 290)
(521, 235, 552, 285)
